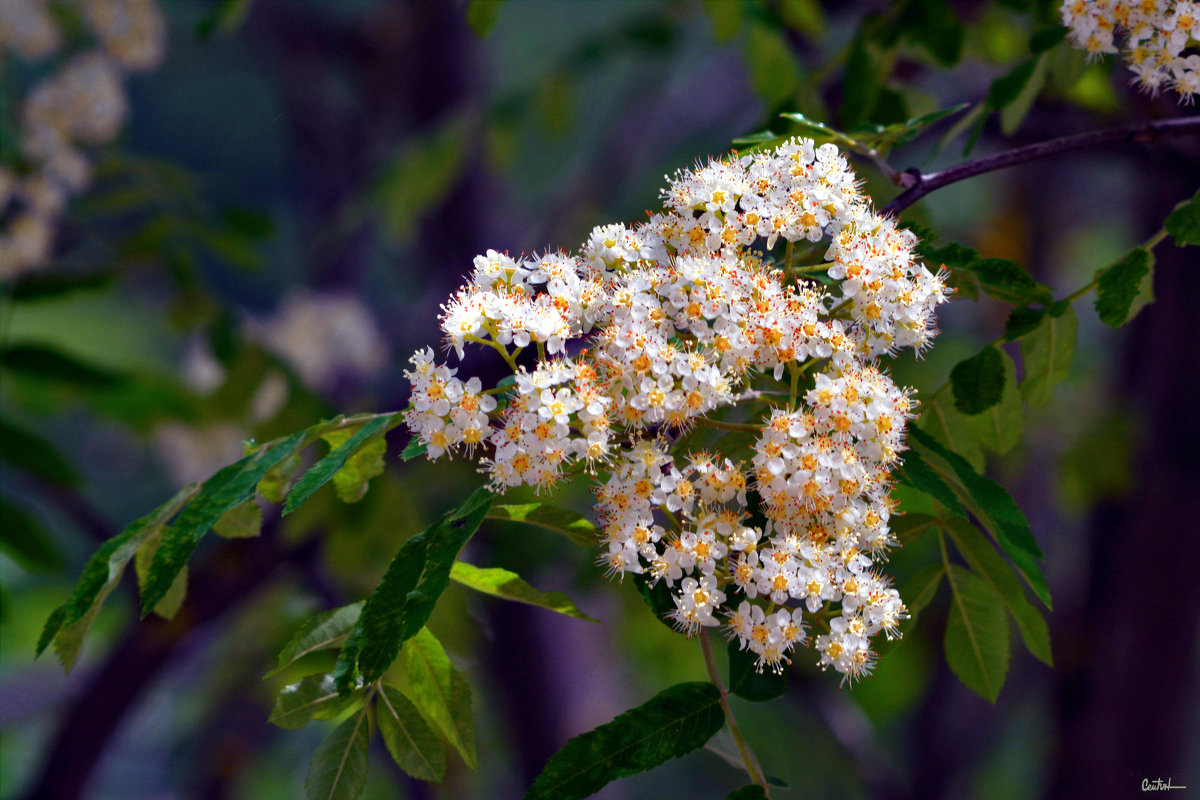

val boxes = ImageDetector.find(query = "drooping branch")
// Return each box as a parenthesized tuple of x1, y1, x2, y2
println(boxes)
(883, 115, 1200, 216)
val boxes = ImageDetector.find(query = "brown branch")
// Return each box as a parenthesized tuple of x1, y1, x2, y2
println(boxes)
(883, 116, 1200, 216)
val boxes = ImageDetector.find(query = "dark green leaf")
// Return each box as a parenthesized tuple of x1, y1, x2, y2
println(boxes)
(632, 571, 677, 629)
(840, 35, 878, 131)
(0, 499, 63, 572)
(725, 786, 768, 800)
(257, 449, 302, 504)
(898, 0, 964, 66)
(451, 561, 598, 622)
(305, 709, 370, 800)
(902, 563, 944, 616)
(523, 682, 724, 800)
(1165, 188, 1200, 246)
(944, 517, 1052, 666)
(778, 112, 841, 144)
(142, 432, 307, 614)
(1020, 303, 1077, 407)
(919, 394, 984, 472)
(987, 59, 1036, 110)
(950, 346, 1006, 415)
(943, 565, 1011, 702)
(272, 602, 364, 677)
(891, 512, 938, 544)
(213, 499, 262, 539)
(486, 503, 597, 548)
(221, 207, 273, 240)
(1004, 307, 1046, 341)
(746, 22, 800, 107)
(402, 628, 477, 769)
(195, 0, 254, 39)
(968, 258, 1053, 306)
(135, 534, 188, 620)
(1095, 247, 1153, 327)
(876, 103, 971, 149)
(400, 437, 426, 461)
(967, 348, 1023, 456)
(999, 56, 1047, 135)
(728, 639, 787, 702)
(351, 487, 492, 683)
(1030, 25, 1069, 53)
(897, 448, 964, 515)
(284, 414, 400, 514)
(377, 684, 446, 782)
(7, 270, 117, 301)
(271, 674, 366, 730)
(0, 345, 125, 389)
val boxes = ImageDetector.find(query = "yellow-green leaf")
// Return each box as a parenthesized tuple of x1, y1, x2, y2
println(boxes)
(451, 561, 597, 622)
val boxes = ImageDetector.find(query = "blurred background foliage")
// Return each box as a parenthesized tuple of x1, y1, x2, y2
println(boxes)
(1, 1, 1197, 798)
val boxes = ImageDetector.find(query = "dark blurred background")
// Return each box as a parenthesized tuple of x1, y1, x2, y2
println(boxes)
(1, 1, 1198, 798)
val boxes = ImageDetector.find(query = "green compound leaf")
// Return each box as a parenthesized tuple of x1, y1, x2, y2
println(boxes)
(377, 684, 446, 782)
(271, 602, 364, 677)
(728, 639, 787, 702)
(305, 707, 370, 800)
(902, 563, 945, 617)
(37, 483, 199, 670)
(908, 428, 1051, 609)
(270, 674, 367, 731)
(1095, 247, 1154, 328)
(284, 414, 401, 514)
(134, 534, 188, 620)
(0, 499, 64, 572)
(213, 499, 262, 539)
(402, 628, 477, 769)
(950, 345, 1006, 415)
(523, 682, 724, 800)
(349, 487, 493, 685)
(0, 416, 79, 486)
(1165, 188, 1200, 246)
(943, 565, 1011, 703)
(486, 503, 597, 549)
(944, 517, 1052, 666)
(451, 561, 598, 622)
(967, 348, 1022, 456)
(1020, 302, 1077, 408)
(897, 448, 965, 515)
(142, 432, 307, 614)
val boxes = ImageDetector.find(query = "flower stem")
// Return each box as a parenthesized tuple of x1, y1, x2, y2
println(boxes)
(699, 629, 770, 795)
(696, 417, 763, 434)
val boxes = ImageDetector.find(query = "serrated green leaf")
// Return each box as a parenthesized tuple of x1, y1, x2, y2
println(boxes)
(903, 563, 944, 616)
(377, 684, 446, 782)
(1095, 247, 1154, 327)
(968, 348, 1022, 455)
(875, 103, 970, 149)
(135, 534, 188, 620)
(632, 571, 677, 630)
(0, 417, 79, 485)
(1165, 188, 1200, 246)
(271, 674, 366, 730)
(1020, 303, 1076, 407)
(727, 639, 787, 702)
(272, 602, 364, 677)
(350, 487, 492, 684)
(969, 258, 1053, 306)
(944, 517, 1052, 666)
(0, 499, 63, 572)
(897, 448, 965, 515)
(142, 432, 307, 614)
(486, 503, 597, 548)
(213, 499, 262, 539)
(38, 483, 199, 669)
(305, 708, 370, 800)
(450, 561, 597, 622)
(257, 449, 303, 503)
(943, 565, 1011, 702)
(285, 415, 400, 514)
(402, 628, 477, 768)
(725, 786, 768, 800)
(523, 682, 724, 800)
(950, 346, 1006, 415)
(326, 431, 388, 505)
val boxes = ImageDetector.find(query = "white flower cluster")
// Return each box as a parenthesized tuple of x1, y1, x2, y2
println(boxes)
(1061, 0, 1200, 100)
(1, 0, 167, 277)
(403, 137, 950, 685)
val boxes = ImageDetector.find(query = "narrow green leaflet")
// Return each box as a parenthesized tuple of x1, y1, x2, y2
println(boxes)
(967, 348, 1022, 456)
(0, 499, 63, 572)
(944, 517, 1052, 666)
(305, 708, 370, 800)
(891, 512, 939, 544)
(402, 627, 477, 769)
(943, 565, 1011, 702)
(450, 561, 598, 622)
(377, 684, 446, 782)
(903, 563, 944, 616)
(142, 432, 307, 614)
(271, 602, 364, 677)
(351, 487, 493, 684)
(0, 417, 79, 485)
(270, 674, 367, 730)
(897, 448, 964, 515)
(37, 483, 199, 670)
(728, 640, 786, 702)
(1095, 247, 1154, 327)
(1020, 302, 1077, 408)
(213, 499, 262, 539)
(523, 682, 724, 800)
(400, 437, 427, 461)
(134, 534, 188, 620)
(950, 345, 1006, 415)
(284, 414, 401, 514)
(486, 503, 597, 548)
(920, 394, 984, 472)
(1164, 187, 1200, 245)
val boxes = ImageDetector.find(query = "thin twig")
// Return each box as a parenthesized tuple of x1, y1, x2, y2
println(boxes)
(883, 116, 1200, 216)
(699, 630, 770, 796)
